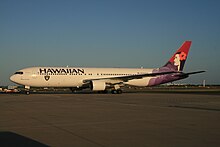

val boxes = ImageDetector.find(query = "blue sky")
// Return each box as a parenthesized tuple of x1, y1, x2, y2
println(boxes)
(1, 0, 220, 85)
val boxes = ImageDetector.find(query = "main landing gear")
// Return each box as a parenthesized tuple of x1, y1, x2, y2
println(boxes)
(111, 85, 122, 94)
(98, 89, 122, 94)
(111, 89, 122, 94)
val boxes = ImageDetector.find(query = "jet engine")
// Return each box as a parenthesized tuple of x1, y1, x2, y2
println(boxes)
(91, 80, 106, 91)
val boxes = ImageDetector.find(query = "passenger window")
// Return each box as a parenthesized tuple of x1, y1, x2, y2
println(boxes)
(15, 72, 23, 75)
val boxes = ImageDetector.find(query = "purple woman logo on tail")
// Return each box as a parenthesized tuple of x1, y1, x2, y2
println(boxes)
(174, 51, 187, 71)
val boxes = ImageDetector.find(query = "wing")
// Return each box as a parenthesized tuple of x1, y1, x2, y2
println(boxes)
(83, 71, 177, 84)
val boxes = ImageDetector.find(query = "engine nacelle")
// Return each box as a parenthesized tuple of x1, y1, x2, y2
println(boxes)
(91, 80, 106, 91)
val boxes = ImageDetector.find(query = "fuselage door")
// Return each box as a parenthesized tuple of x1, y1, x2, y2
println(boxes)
(32, 70, 38, 79)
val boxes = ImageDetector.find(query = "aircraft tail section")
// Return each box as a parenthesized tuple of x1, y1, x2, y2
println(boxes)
(148, 41, 193, 86)
(163, 41, 191, 71)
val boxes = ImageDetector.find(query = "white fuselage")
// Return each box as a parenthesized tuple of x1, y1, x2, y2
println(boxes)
(10, 67, 154, 87)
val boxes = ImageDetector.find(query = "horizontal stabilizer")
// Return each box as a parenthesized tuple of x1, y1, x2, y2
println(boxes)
(175, 70, 206, 78)
(184, 71, 206, 75)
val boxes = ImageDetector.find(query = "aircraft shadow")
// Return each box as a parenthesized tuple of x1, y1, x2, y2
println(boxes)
(0, 131, 49, 147)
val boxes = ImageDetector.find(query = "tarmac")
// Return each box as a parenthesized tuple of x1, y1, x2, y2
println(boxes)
(1, 92, 220, 147)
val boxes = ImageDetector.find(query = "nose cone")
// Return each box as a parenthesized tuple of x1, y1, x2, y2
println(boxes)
(10, 75, 17, 83)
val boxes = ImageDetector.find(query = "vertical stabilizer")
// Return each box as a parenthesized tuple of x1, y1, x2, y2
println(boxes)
(163, 41, 191, 71)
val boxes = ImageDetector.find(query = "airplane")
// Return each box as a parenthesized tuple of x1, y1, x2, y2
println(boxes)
(10, 41, 205, 94)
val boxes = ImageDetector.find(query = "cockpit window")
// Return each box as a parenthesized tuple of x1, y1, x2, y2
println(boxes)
(15, 71, 23, 75)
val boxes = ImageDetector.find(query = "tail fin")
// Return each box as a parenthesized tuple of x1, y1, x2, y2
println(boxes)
(163, 41, 192, 71)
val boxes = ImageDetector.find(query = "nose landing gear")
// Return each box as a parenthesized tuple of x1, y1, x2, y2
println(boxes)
(25, 86, 30, 95)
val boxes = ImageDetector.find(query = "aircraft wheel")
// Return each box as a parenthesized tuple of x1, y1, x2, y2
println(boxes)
(111, 89, 122, 94)
(116, 89, 122, 94)
(111, 90, 117, 94)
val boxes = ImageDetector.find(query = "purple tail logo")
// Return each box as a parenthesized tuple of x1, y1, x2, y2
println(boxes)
(164, 41, 191, 71)
(174, 51, 187, 71)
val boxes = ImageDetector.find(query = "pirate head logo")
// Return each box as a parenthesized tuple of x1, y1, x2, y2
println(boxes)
(174, 52, 187, 71)
(44, 75, 50, 81)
